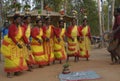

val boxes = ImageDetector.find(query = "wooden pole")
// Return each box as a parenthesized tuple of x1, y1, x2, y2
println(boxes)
(107, 0, 113, 32)
(98, 0, 102, 36)
(111, 0, 115, 28)
(63, 0, 67, 14)
(108, 5, 110, 32)
(41, 0, 44, 12)
(0, 0, 2, 27)
(101, 1, 105, 33)
(98, 0, 104, 47)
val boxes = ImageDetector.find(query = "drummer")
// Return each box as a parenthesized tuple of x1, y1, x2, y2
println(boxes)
(108, 7, 120, 64)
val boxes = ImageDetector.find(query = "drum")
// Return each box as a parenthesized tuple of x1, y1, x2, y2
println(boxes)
(107, 39, 119, 52)
(115, 44, 120, 56)
(103, 32, 111, 42)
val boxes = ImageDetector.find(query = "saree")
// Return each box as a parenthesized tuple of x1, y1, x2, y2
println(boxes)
(54, 27, 67, 60)
(1, 25, 28, 72)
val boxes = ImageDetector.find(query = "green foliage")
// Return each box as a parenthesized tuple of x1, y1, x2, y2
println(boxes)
(63, 62, 70, 68)
(1, 0, 100, 35)
(23, 4, 31, 9)
(44, 0, 62, 12)
(65, 0, 73, 15)
(115, 0, 120, 8)
(103, 3, 108, 31)
(38, 9, 41, 14)
(84, 0, 99, 35)
(56, 0, 100, 35)
(1, 0, 15, 22)
(10, 2, 21, 11)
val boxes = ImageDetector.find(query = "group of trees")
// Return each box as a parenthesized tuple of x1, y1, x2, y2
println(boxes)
(103, 0, 120, 32)
(0, 0, 119, 35)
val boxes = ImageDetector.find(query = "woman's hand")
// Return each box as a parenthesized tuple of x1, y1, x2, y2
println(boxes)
(17, 43, 23, 49)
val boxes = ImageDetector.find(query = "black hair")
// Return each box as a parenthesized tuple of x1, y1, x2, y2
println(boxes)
(117, 8, 120, 13)
(3, 22, 9, 26)
(83, 18, 88, 22)
(72, 18, 77, 21)
(23, 15, 31, 20)
(59, 20, 64, 24)
(13, 14, 21, 20)
(36, 19, 43, 24)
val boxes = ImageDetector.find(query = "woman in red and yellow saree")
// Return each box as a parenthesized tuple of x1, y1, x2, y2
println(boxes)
(31, 19, 48, 67)
(42, 17, 54, 65)
(1, 14, 28, 78)
(53, 20, 67, 64)
(78, 19, 91, 61)
(66, 18, 79, 62)
(22, 15, 35, 71)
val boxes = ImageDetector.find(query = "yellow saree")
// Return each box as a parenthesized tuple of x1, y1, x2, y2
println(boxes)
(66, 25, 79, 56)
(54, 28, 67, 60)
(22, 24, 35, 65)
(1, 26, 28, 72)
(79, 26, 91, 58)
(31, 28, 48, 65)
(43, 25, 54, 64)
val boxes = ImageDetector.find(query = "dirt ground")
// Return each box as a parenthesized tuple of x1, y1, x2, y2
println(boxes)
(0, 48, 120, 81)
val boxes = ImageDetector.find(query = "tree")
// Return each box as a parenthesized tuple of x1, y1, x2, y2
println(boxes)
(102, 3, 109, 31)
(115, 0, 120, 8)
(71, 0, 99, 35)
(1, 0, 100, 35)
(34, 0, 62, 12)
(0, 0, 3, 26)
(0, 0, 13, 25)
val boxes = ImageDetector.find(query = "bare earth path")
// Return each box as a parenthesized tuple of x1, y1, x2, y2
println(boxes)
(0, 48, 120, 81)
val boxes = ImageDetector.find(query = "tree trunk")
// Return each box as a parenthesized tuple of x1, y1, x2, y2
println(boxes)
(111, 0, 115, 28)
(0, 0, 2, 27)
(98, 0, 104, 47)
